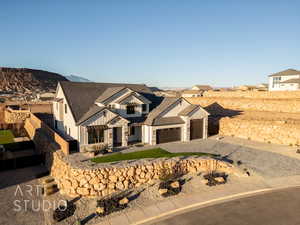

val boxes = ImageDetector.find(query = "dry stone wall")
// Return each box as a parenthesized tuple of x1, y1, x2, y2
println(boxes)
(4, 109, 30, 123)
(219, 117, 300, 146)
(50, 151, 234, 198)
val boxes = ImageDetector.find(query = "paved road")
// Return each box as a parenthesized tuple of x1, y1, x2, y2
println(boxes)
(149, 187, 300, 225)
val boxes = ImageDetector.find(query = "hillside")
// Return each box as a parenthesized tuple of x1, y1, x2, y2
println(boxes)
(0, 67, 68, 93)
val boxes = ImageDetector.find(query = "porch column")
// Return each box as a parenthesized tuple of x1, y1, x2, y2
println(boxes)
(122, 125, 128, 147)
(107, 128, 113, 148)
(185, 119, 191, 142)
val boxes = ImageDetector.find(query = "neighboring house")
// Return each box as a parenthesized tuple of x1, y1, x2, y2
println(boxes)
(234, 85, 258, 91)
(181, 90, 203, 98)
(268, 69, 300, 91)
(53, 82, 209, 150)
(191, 85, 213, 91)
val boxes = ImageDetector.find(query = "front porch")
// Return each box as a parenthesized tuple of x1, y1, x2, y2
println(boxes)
(80, 124, 143, 152)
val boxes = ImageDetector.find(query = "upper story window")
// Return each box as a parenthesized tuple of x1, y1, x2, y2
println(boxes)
(65, 104, 67, 114)
(126, 105, 135, 114)
(142, 104, 147, 112)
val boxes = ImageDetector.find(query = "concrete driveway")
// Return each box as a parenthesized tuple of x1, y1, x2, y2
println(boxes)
(129, 136, 300, 178)
(149, 186, 300, 225)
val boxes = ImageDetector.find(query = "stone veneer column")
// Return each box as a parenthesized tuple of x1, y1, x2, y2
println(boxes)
(185, 119, 191, 142)
(107, 128, 113, 148)
(122, 125, 128, 147)
(151, 128, 156, 145)
(204, 117, 208, 139)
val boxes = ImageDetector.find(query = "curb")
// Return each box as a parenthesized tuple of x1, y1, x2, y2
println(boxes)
(133, 185, 300, 225)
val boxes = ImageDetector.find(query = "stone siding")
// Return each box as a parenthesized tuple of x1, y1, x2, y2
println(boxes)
(50, 151, 234, 198)
(219, 117, 300, 146)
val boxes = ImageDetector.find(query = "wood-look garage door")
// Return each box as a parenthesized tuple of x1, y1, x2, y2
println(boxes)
(190, 119, 203, 140)
(156, 127, 181, 144)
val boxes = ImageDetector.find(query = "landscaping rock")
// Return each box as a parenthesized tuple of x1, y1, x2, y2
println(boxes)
(170, 181, 180, 189)
(119, 197, 129, 205)
(158, 188, 168, 195)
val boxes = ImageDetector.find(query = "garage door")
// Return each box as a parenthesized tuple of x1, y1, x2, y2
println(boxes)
(156, 127, 181, 144)
(190, 119, 203, 140)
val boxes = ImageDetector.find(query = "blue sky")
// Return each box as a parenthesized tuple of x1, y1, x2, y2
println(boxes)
(0, 1, 300, 87)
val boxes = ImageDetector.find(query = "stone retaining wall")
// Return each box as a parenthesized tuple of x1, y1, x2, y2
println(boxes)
(203, 91, 300, 99)
(219, 117, 300, 146)
(186, 97, 300, 114)
(4, 108, 30, 123)
(50, 151, 234, 198)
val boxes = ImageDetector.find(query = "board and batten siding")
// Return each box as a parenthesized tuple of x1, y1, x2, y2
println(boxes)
(53, 83, 79, 140)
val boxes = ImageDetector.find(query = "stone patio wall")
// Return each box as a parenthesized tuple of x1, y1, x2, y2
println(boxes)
(49, 151, 234, 198)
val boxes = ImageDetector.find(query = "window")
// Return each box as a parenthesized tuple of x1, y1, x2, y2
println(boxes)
(65, 104, 67, 114)
(130, 126, 135, 136)
(87, 125, 105, 144)
(69, 128, 71, 135)
(54, 120, 57, 129)
(142, 104, 147, 112)
(126, 105, 135, 114)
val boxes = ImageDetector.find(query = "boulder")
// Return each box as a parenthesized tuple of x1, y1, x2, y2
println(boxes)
(158, 188, 168, 195)
(119, 197, 129, 205)
(170, 181, 180, 189)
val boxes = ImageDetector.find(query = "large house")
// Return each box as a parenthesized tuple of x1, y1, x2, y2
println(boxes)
(191, 85, 213, 91)
(268, 69, 300, 91)
(53, 82, 209, 150)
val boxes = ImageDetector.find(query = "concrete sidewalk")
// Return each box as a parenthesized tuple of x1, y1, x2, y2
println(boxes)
(95, 175, 300, 225)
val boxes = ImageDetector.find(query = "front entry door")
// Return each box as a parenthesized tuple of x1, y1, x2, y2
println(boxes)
(113, 127, 122, 146)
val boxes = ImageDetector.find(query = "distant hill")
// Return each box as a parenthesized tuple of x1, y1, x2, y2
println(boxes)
(0, 67, 68, 93)
(65, 75, 92, 82)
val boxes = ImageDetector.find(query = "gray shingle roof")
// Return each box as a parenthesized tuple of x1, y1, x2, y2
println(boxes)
(115, 92, 151, 104)
(152, 116, 185, 126)
(144, 97, 181, 125)
(95, 87, 125, 103)
(269, 69, 300, 77)
(178, 104, 199, 116)
(59, 81, 154, 123)
(76, 105, 104, 125)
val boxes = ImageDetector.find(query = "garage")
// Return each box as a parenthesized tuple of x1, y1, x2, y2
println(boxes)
(156, 127, 181, 144)
(190, 119, 203, 140)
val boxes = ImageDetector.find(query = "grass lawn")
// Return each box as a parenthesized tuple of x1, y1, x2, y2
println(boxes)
(0, 130, 15, 144)
(91, 148, 217, 164)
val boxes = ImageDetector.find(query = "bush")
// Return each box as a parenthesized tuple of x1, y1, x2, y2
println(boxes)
(96, 192, 129, 217)
(53, 201, 76, 222)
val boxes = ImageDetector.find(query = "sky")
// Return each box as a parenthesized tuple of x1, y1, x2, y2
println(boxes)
(0, 0, 300, 88)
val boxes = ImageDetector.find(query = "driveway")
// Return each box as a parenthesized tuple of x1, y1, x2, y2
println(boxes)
(149, 186, 300, 225)
(0, 166, 48, 225)
(129, 137, 300, 178)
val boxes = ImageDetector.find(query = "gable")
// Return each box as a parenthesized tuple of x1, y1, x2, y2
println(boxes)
(160, 98, 190, 118)
(80, 109, 118, 127)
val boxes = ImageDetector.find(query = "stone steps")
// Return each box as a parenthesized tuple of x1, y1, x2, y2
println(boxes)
(40, 176, 59, 196)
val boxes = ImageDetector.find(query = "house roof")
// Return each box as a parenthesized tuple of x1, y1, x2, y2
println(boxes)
(76, 104, 105, 125)
(280, 78, 300, 84)
(182, 90, 204, 94)
(178, 104, 199, 116)
(193, 85, 213, 91)
(269, 69, 300, 77)
(95, 87, 125, 103)
(152, 116, 185, 126)
(59, 81, 154, 123)
(114, 92, 151, 104)
(144, 97, 181, 125)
